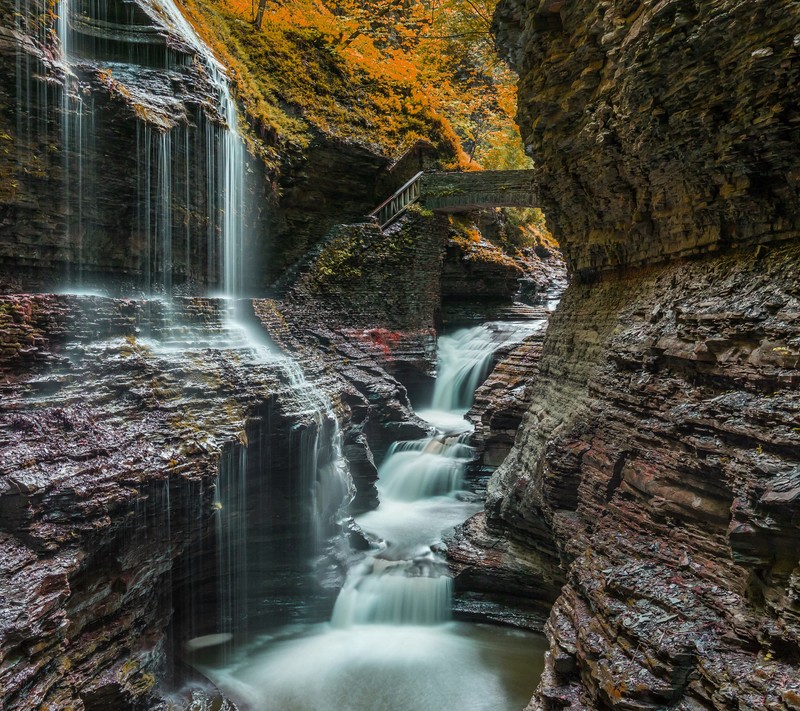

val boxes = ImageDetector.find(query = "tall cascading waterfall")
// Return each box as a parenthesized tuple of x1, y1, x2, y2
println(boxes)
(50, 0, 353, 656)
(205, 324, 353, 645)
(125, 300, 353, 655)
(51, 0, 246, 293)
(197, 320, 549, 711)
(144, 0, 246, 297)
(58, 0, 81, 281)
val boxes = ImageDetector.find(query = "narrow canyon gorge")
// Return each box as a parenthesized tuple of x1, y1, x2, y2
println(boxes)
(1, 1, 798, 710)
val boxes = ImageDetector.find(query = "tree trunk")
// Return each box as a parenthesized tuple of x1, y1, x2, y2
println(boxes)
(254, 0, 268, 28)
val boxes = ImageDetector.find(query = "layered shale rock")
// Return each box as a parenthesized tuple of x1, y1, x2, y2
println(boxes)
(253, 296, 431, 514)
(276, 209, 446, 402)
(495, 0, 800, 276)
(441, 226, 526, 302)
(467, 326, 547, 469)
(488, 245, 800, 708)
(475, 0, 800, 707)
(0, 294, 360, 709)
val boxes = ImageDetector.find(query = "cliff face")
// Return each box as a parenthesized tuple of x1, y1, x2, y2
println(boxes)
(482, 1, 800, 708)
(487, 246, 800, 709)
(495, 0, 800, 276)
(0, 295, 365, 708)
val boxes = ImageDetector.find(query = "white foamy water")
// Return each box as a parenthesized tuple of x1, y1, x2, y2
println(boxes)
(356, 496, 480, 554)
(376, 437, 472, 502)
(199, 623, 547, 711)
(331, 557, 453, 627)
(312, 320, 548, 637)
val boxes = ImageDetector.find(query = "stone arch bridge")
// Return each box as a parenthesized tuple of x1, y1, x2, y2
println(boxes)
(368, 170, 539, 229)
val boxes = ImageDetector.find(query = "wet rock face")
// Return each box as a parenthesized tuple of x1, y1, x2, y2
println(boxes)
(495, 0, 800, 276)
(0, 0, 431, 294)
(467, 327, 546, 469)
(280, 210, 447, 399)
(486, 1, 800, 706)
(440, 232, 524, 301)
(447, 511, 560, 631)
(486, 244, 800, 708)
(252, 297, 430, 510)
(0, 295, 352, 709)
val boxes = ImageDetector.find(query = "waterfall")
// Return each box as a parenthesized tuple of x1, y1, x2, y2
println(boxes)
(376, 437, 471, 501)
(54, 0, 246, 294)
(156, 131, 174, 293)
(206, 306, 353, 639)
(430, 320, 547, 413)
(195, 319, 549, 711)
(52, 0, 353, 652)
(149, 0, 246, 297)
(58, 0, 86, 285)
(215, 446, 249, 639)
(331, 556, 453, 626)
(331, 427, 467, 632)
(327, 430, 473, 628)
(327, 320, 550, 630)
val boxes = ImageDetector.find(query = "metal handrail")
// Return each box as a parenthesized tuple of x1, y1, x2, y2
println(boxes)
(368, 171, 424, 229)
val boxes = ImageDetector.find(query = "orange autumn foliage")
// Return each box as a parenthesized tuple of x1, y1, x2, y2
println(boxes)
(177, 0, 527, 169)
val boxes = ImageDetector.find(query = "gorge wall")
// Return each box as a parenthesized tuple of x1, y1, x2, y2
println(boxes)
(474, 0, 800, 708)
(0, 295, 348, 708)
(495, 0, 800, 277)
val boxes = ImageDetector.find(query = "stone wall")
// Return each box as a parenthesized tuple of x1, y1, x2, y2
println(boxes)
(267, 136, 397, 286)
(280, 208, 448, 398)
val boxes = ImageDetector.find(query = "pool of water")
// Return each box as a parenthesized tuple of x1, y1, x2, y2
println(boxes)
(194, 622, 547, 711)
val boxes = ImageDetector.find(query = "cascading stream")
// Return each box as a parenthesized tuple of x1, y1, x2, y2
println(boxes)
(332, 321, 545, 630)
(197, 320, 549, 711)
(52, 3, 547, 704)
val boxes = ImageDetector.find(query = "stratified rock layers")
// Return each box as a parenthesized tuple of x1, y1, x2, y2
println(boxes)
(489, 246, 800, 708)
(0, 295, 355, 709)
(496, 0, 800, 276)
(483, 1, 800, 708)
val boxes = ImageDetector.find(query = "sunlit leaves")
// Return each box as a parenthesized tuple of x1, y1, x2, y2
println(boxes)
(203, 0, 526, 166)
